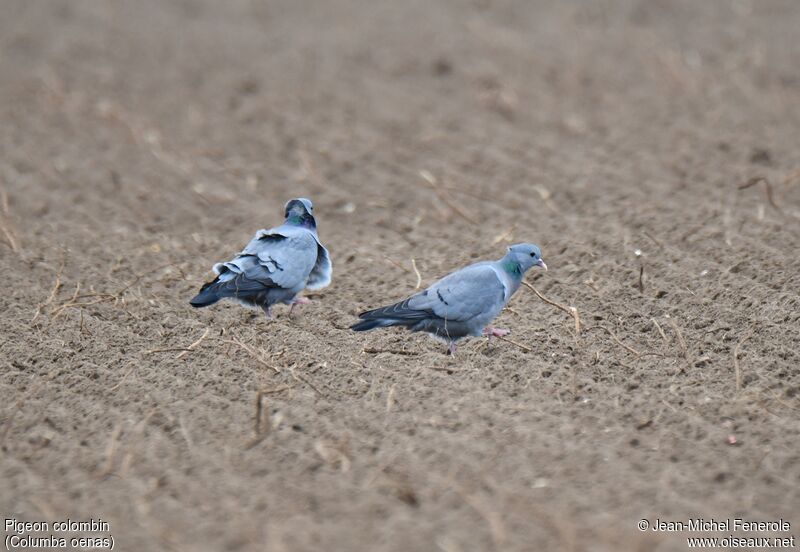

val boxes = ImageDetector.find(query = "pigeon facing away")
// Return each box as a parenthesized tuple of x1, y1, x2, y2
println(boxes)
(351, 243, 546, 354)
(190, 198, 331, 318)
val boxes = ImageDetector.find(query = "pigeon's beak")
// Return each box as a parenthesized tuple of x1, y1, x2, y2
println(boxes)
(536, 259, 548, 271)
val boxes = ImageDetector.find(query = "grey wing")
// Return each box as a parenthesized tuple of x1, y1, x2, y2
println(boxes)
(216, 230, 316, 290)
(408, 264, 507, 322)
(306, 240, 332, 290)
(210, 254, 278, 295)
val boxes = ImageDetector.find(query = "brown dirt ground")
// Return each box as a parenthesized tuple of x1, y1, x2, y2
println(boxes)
(2, 1, 799, 551)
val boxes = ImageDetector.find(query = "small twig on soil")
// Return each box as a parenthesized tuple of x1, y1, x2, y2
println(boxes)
(94, 423, 123, 479)
(244, 429, 269, 451)
(290, 366, 326, 398)
(0, 221, 19, 252)
(440, 195, 479, 225)
(145, 328, 210, 358)
(0, 184, 20, 254)
(456, 488, 507, 548)
(220, 337, 281, 373)
(733, 333, 752, 392)
(491, 225, 517, 245)
(589, 325, 641, 357)
(244, 385, 292, 450)
(179, 415, 194, 450)
(254, 391, 269, 436)
(31, 260, 65, 324)
(145, 347, 195, 355)
(431, 179, 516, 210)
(260, 384, 293, 396)
(633, 351, 666, 361)
(651, 318, 669, 345)
(643, 231, 663, 248)
(175, 328, 210, 359)
(0, 186, 9, 215)
(384, 256, 411, 273)
(495, 335, 534, 353)
(363, 347, 420, 356)
(313, 440, 351, 472)
(666, 317, 688, 359)
(79, 309, 90, 336)
(108, 361, 138, 392)
(534, 185, 561, 214)
(60, 282, 80, 305)
(120, 409, 156, 477)
(411, 258, 422, 290)
(418, 170, 480, 225)
(522, 281, 581, 334)
(425, 365, 461, 374)
(386, 384, 396, 413)
(69, 292, 117, 302)
(106, 256, 124, 279)
(738, 176, 782, 212)
(637, 264, 645, 293)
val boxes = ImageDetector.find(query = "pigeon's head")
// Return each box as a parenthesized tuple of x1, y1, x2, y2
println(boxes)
(284, 197, 313, 218)
(283, 198, 316, 228)
(506, 243, 547, 273)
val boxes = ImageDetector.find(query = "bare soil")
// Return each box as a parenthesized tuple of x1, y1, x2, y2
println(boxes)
(1, 1, 799, 551)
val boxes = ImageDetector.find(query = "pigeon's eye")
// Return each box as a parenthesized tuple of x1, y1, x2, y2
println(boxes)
(530, 252, 536, 258)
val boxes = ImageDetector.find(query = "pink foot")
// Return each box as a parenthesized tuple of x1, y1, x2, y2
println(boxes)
(446, 342, 458, 355)
(261, 305, 273, 319)
(482, 327, 510, 338)
(289, 296, 312, 315)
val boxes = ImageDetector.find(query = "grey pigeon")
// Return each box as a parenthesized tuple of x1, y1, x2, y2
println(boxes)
(351, 243, 546, 354)
(190, 198, 331, 318)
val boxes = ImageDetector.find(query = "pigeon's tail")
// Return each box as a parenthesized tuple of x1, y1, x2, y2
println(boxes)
(189, 281, 222, 308)
(350, 318, 400, 332)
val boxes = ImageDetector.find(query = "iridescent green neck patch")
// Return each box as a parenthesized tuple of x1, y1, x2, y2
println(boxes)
(502, 259, 522, 277)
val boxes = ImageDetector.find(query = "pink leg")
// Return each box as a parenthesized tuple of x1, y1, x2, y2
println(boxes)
(446, 342, 458, 355)
(289, 296, 312, 315)
(482, 327, 510, 338)
(261, 305, 273, 319)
